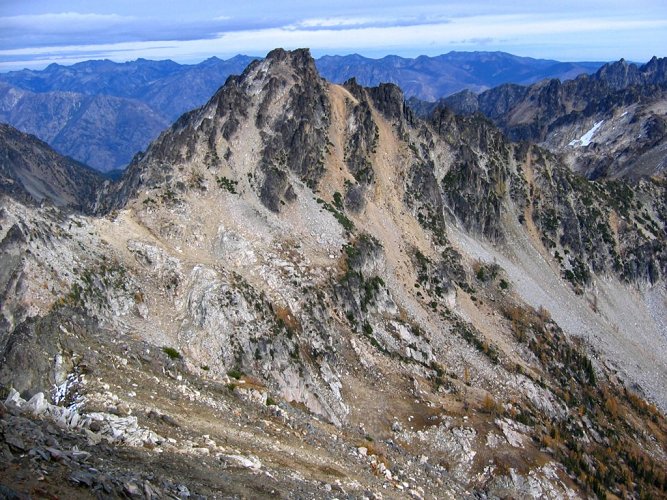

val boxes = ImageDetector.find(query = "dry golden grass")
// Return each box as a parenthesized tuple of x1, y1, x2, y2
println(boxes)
(274, 304, 301, 332)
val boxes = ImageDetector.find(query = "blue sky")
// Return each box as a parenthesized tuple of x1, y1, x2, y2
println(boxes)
(0, 0, 666, 70)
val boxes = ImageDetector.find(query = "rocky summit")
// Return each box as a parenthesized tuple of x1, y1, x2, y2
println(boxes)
(1, 48, 666, 498)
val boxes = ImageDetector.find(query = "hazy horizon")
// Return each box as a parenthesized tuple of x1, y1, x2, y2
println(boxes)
(0, 49, 622, 74)
(0, 1, 665, 72)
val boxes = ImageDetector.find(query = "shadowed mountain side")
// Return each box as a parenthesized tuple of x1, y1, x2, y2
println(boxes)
(0, 123, 104, 212)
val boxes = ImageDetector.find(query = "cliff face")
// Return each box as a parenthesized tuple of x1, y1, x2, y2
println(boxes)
(1, 49, 666, 499)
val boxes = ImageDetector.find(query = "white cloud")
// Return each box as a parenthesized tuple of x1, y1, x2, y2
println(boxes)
(0, 11, 134, 28)
(286, 13, 452, 31)
(1, 11, 666, 70)
(296, 17, 379, 28)
(174, 15, 667, 56)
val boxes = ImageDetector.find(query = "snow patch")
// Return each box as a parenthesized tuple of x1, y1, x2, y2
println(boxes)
(569, 120, 604, 147)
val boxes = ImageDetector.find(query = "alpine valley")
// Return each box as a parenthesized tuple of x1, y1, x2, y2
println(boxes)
(0, 49, 666, 499)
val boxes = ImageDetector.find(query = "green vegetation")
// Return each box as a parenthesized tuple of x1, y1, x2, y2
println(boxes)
(159, 188, 180, 205)
(332, 191, 344, 210)
(362, 277, 385, 310)
(436, 307, 500, 365)
(500, 301, 667, 498)
(359, 321, 389, 354)
(529, 165, 666, 288)
(316, 197, 354, 232)
(415, 205, 449, 247)
(162, 346, 182, 360)
(217, 176, 238, 194)
(563, 257, 591, 291)
(412, 249, 460, 299)
(453, 318, 500, 364)
(227, 369, 244, 380)
(205, 149, 220, 169)
(473, 261, 500, 283)
(59, 261, 130, 310)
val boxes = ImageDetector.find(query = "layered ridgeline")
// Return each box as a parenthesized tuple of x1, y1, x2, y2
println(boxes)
(425, 57, 667, 179)
(0, 52, 600, 172)
(1, 49, 666, 498)
(0, 56, 256, 171)
(316, 51, 603, 100)
(0, 83, 170, 174)
(0, 56, 257, 122)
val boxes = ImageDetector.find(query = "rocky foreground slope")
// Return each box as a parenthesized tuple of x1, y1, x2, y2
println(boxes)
(1, 49, 666, 498)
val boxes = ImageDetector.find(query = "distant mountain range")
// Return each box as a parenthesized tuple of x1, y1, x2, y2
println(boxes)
(316, 52, 604, 100)
(0, 52, 605, 172)
(0, 56, 257, 122)
(0, 56, 256, 172)
(0, 82, 170, 174)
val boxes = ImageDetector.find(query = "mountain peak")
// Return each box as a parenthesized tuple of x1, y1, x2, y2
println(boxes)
(594, 56, 667, 90)
(110, 47, 331, 212)
(641, 55, 667, 82)
(265, 47, 311, 62)
(2, 46, 667, 500)
(594, 58, 640, 89)
(263, 48, 318, 75)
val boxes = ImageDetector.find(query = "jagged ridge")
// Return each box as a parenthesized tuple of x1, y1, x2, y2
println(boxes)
(429, 57, 667, 179)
